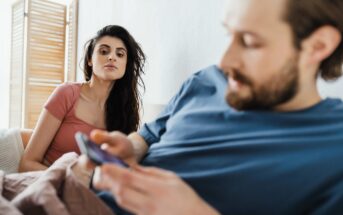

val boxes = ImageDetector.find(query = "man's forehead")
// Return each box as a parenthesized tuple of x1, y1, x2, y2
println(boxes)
(223, 0, 287, 31)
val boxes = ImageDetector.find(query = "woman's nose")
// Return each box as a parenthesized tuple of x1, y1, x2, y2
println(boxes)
(108, 54, 116, 61)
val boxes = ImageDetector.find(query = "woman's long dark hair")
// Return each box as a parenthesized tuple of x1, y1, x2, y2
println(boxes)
(83, 25, 146, 134)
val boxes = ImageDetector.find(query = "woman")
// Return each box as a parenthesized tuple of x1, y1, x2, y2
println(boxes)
(19, 25, 146, 172)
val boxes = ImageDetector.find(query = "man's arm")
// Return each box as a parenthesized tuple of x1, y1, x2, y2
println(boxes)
(128, 132, 149, 162)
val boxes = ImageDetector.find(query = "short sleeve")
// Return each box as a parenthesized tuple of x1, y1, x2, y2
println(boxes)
(44, 83, 75, 120)
(138, 76, 194, 146)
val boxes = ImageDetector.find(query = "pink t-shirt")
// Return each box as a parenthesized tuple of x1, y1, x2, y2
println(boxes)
(44, 82, 103, 164)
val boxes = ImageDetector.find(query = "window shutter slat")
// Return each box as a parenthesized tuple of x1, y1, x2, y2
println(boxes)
(10, 0, 76, 129)
(24, 0, 66, 128)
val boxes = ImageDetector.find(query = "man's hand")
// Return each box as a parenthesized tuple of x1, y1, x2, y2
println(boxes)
(74, 129, 149, 188)
(90, 129, 138, 166)
(93, 164, 220, 215)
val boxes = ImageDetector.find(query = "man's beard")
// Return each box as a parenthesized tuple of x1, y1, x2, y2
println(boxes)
(226, 57, 299, 110)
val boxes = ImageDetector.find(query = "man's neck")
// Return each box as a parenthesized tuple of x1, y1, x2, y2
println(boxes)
(273, 83, 322, 112)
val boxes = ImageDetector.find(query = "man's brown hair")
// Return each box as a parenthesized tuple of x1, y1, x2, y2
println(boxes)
(284, 0, 343, 81)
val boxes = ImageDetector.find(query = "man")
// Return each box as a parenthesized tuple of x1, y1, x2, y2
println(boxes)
(86, 0, 343, 214)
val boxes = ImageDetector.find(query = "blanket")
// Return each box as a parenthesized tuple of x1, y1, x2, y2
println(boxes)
(0, 153, 115, 215)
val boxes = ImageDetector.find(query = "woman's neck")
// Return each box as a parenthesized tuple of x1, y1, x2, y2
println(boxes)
(86, 77, 114, 103)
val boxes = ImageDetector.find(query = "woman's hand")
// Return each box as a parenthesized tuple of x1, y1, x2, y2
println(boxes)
(93, 164, 220, 215)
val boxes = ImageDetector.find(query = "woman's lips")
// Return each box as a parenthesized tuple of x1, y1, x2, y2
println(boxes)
(104, 65, 117, 70)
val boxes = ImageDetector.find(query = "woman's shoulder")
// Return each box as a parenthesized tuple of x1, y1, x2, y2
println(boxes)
(45, 82, 86, 117)
(55, 82, 83, 94)
(48, 82, 84, 105)
(59, 82, 83, 89)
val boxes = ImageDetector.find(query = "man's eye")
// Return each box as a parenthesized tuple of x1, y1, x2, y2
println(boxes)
(246, 43, 262, 49)
(243, 41, 257, 48)
(241, 36, 262, 49)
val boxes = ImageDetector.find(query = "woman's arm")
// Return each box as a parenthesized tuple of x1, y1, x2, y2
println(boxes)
(20, 129, 33, 148)
(18, 109, 62, 172)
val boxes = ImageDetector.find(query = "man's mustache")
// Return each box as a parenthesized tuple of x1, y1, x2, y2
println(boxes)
(230, 69, 253, 86)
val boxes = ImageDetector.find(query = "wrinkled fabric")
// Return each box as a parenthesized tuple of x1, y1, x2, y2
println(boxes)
(137, 65, 343, 215)
(0, 153, 115, 215)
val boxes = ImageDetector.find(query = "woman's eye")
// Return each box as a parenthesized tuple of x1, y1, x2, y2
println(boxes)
(99, 49, 109, 55)
(117, 52, 125, 58)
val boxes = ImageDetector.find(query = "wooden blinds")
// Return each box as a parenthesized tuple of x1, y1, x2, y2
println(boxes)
(24, 0, 66, 128)
(9, 0, 78, 128)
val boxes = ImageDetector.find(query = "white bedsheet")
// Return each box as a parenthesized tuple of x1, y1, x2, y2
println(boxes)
(0, 128, 24, 173)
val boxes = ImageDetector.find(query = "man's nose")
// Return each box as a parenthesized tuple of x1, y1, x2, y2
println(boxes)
(219, 39, 242, 72)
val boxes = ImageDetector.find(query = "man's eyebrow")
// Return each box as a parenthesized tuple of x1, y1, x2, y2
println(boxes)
(238, 31, 262, 39)
(221, 21, 263, 39)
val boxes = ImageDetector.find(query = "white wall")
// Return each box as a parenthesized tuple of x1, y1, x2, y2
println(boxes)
(1, 1, 342, 128)
(77, 0, 343, 108)
(0, 0, 17, 128)
(318, 78, 343, 99)
(77, 0, 228, 106)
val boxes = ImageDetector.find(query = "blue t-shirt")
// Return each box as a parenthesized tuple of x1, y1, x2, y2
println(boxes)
(137, 65, 343, 215)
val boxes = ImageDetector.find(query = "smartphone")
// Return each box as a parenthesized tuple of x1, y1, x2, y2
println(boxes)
(75, 132, 129, 167)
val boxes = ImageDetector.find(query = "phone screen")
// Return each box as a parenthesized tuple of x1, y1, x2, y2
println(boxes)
(75, 132, 129, 167)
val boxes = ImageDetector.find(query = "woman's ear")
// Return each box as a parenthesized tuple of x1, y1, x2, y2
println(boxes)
(301, 25, 341, 65)
(88, 61, 92, 67)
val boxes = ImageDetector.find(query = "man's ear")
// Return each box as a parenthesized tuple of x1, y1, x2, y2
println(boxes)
(301, 25, 341, 65)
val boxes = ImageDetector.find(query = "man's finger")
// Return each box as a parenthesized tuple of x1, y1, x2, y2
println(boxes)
(90, 129, 126, 146)
(78, 154, 97, 170)
(108, 178, 149, 215)
(133, 165, 177, 179)
(90, 129, 111, 144)
(101, 164, 158, 194)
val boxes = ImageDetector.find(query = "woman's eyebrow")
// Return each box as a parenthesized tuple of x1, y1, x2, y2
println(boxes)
(116, 47, 127, 53)
(98, 44, 111, 48)
(98, 44, 127, 53)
